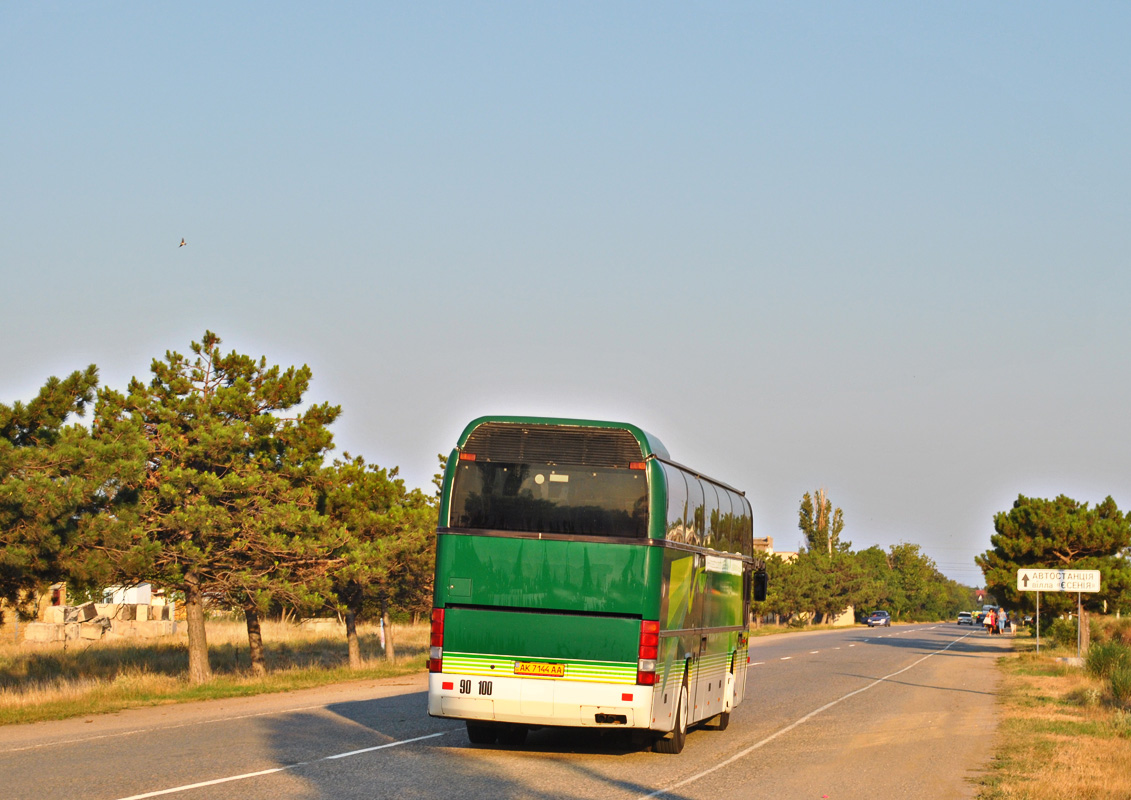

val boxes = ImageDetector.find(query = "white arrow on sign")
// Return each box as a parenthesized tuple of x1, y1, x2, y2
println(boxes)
(1017, 569, 1101, 593)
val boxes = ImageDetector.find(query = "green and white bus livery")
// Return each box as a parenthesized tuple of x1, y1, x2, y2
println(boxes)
(428, 416, 765, 753)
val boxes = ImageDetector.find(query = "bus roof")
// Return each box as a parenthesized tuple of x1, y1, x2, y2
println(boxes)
(455, 416, 671, 461)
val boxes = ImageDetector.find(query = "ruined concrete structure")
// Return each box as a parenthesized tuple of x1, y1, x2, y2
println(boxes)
(24, 599, 177, 643)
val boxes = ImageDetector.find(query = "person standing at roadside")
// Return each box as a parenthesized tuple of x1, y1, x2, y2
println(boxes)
(986, 607, 996, 634)
(998, 609, 1008, 635)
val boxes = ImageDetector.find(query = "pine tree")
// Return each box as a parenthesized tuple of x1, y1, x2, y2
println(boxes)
(93, 332, 342, 682)
(976, 494, 1131, 618)
(320, 455, 435, 667)
(0, 366, 104, 618)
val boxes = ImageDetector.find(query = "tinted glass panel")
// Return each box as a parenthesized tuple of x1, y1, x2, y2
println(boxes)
(663, 464, 689, 543)
(715, 489, 734, 552)
(737, 495, 753, 556)
(463, 423, 643, 467)
(685, 477, 705, 547)
(449, 461, 648, 538)
(703, 483, 721, 550)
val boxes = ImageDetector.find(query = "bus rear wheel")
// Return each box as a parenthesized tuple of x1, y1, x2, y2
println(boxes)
(466, 721, 498, 745)
(497, 725, 528, 746)
(707, 710, 730, 731)
(654, 685, 688, 754)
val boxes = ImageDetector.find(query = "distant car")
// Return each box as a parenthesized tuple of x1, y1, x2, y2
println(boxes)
(866, 610, 891, 627)
(957, 611, 974, 625)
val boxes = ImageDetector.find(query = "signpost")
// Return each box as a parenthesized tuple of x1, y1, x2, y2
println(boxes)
(1016, 569, 1102, 656)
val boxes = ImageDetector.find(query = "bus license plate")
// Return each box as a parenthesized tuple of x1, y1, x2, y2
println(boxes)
(514, 661, 566, 677)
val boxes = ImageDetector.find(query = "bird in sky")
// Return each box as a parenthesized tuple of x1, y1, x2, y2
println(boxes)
(179, 238, 186, 247)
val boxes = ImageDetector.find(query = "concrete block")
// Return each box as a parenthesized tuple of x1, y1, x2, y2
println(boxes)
(135, 605, 149, 621)
(76, 602, 97, 622)
(95, 603, 121, 618)
(24, 622, 62, 642)
(64, 623, 80, 640)
(43, 606, 65, 625)
(63, 606, 79, 623)
(80, 622, 103, 640)
(136, 620, 165, 637)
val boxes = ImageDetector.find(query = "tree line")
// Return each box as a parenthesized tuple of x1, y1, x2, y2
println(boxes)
(753, 490, 979, 624)
(0, 331, 437, 683)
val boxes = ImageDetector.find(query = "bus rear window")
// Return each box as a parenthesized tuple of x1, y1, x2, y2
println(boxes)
(449, 461, 648, 538)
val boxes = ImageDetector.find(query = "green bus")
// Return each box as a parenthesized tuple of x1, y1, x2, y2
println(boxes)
(427, 416, 764, 753)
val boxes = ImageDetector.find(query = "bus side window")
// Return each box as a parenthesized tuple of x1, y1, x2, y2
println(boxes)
(664, 465, 688, 543)
(739, 496, 754, 557)
(703, 484, 721, 551)
(685, 477, 705, 547)
(717, 490, 735, 553)
(729, 491, 745, 554)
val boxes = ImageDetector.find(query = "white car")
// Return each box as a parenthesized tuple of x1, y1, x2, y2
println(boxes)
(957, 611, 974, 625)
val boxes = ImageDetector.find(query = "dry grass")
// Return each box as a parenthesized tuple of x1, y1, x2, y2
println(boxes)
(977, 621, 1131, 799)
(0, 618, 428, 726)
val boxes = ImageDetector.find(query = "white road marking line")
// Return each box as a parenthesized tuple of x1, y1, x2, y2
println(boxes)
(112, 732, 448, 800)
(809, 651, 819, 654)
(326, 733, 446, 760)
(639, 632, 975, 799)
(780, 656, 791, 661)
(751, 662, 766, 666)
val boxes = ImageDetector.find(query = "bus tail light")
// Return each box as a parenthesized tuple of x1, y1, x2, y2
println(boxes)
(637, 619, 659, 685)
(429, 608, 445, 673)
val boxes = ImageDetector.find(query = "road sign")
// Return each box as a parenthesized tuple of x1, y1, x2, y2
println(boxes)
(1016, 569, 1101, 593)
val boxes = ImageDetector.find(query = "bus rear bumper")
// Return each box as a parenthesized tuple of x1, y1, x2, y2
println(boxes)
(428, 673, 657, 729)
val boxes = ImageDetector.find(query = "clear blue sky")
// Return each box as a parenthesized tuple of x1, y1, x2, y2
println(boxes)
(4, 4, 1130, 587)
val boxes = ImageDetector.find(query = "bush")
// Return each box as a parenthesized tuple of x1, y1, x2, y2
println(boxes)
(1087, 641, 1131, 680)
(1108, 618, 1131, 647)
(1045, 617, 1078, 649)
(1111, 662, 1131, 709)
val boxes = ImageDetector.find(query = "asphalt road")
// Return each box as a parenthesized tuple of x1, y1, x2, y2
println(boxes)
(0, 623, 1009, 800)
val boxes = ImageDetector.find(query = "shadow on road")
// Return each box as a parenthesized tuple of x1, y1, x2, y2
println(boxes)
(255, 690, 693, 799)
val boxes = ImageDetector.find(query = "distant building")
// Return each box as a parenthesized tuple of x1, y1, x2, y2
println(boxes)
(751, 536, 852, 626)
(752, 536, 798, 563)
(103, 584, 153, 605)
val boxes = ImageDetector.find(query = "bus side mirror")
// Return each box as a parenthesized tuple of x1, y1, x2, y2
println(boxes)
(752, 571, 768, 603)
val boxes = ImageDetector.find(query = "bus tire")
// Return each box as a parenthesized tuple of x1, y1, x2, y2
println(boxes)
(466, 721, 498, 745)
(654, 684, 688, 754)
(496, 724, 528, 746)
(707, 710, 730, 731)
